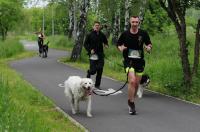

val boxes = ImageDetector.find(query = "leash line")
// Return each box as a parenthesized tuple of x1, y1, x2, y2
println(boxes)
(92, 71, 129, 96)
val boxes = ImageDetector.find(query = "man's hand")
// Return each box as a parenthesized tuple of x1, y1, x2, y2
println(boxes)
(118, 45, 127, 52)
(104, 44, 109, 48)
(91, 49, 95, 54)
(144, 44, 152, 53)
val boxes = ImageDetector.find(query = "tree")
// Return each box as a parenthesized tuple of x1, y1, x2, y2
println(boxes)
(142, 0, 171, 35)
(70, 0, 90, 61)
(112, 0, 123, 44)
(68, 0, 75, 38)
(192, 2, 200, 75)
(159, 0, 200, 87)
(0, 0, 23, 40)
(192, 19, 200, 75)
(124, 0, 131, 30)
(112, 8, 121, 44)
(138, 0, 147, 26)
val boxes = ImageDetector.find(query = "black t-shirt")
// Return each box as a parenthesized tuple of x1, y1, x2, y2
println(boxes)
(117, 29, 151, 59)
(84, 30, 108, 57)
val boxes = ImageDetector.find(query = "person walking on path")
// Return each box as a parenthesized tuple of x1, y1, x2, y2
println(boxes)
(84, 21, 109, 89)
(35, 31, 45, 56)
(117, 16, 152, 115)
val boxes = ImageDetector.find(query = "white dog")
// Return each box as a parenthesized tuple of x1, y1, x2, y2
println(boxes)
(63, 76, 94, 117)
(137, 74, 150, 98)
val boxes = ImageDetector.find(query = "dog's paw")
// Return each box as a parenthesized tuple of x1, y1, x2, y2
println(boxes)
(137, 92, 143, 98)
(87, 113, 92, 117)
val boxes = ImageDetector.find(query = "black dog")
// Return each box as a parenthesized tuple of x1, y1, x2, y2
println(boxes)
(42, 41, 49, 58)
(137, 74, 150, 98)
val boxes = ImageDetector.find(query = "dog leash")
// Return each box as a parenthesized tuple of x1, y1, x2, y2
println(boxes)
(91, 56, 128, 96)
(92, 71, 129, 96)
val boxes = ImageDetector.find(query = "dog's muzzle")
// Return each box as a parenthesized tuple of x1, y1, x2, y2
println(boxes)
(83, 87, 92, 95)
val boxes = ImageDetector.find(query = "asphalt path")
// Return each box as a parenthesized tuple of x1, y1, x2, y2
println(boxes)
(10, 40, 200, 132)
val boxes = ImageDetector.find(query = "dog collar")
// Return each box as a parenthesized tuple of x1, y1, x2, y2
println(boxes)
(85, 90, 92, 96)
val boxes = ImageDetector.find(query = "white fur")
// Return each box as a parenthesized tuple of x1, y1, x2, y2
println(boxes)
(137, 84, 145, 98)
(64, 76, 94, 117)
(137, 78, 150, 98)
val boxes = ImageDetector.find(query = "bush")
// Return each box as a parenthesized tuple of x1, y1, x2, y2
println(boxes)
(47, 35, 74, 50)
(0, 39, 24, 58)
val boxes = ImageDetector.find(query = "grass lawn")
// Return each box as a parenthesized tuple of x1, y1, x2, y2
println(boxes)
(0, 39, 84, 132)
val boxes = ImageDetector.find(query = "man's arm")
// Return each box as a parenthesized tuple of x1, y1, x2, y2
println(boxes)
(143, 31, 152, 53)
(84, 34, 91, 53)
(144, 44, 152, 51)
(117, 45, 127, 52)
(117, 32, 127, 52)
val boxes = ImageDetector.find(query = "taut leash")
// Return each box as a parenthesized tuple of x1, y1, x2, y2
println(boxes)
(92, 72, 129, 96)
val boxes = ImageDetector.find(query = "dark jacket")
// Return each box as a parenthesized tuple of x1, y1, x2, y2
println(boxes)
(84, 30, 108, 58)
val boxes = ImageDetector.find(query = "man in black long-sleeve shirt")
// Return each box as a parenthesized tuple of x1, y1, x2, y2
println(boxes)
(84, 21, 108, 89)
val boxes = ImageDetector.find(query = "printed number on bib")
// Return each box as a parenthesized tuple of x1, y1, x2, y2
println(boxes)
(90, 54, 99, 60)
(128, 49, 141, 59)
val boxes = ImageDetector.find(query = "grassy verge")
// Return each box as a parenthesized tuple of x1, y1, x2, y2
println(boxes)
(0, 39, 83, 132)
(47, 35, 74, 51)
(0, 39, 24, 58)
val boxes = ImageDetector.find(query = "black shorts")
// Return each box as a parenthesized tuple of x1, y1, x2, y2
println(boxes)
(89, 58, 104, 73)
(123, 59, 145, 75)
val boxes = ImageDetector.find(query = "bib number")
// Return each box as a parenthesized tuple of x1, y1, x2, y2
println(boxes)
(90, 54, 99, 60)
(128, 49, 141, 59)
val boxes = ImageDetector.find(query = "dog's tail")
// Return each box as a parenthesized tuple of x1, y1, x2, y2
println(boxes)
(58, 83, 65, 88)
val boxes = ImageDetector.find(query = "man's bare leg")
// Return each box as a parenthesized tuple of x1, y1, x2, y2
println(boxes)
(127, 72, 141, 115)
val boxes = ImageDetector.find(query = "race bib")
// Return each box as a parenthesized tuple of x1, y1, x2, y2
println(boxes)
(90, 54, 99, 60)
(128, 49, 141, 59)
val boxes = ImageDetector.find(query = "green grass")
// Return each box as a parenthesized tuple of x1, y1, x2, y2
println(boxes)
(0, 39, 84, 132)
(0, 38, 24, 58)
(47, 35, 74, 51)
(0, 62, 83, 132)
(17, 34, 37, 41)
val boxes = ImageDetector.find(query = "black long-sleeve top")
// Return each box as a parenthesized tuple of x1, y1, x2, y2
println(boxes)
(84, 30, 108, 58)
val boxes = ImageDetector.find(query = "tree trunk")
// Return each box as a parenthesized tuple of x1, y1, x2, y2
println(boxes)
(0, 23, 6, 41)
(68, 0, 74, 38)
(176, 23, 192, 87)
(70, 0, 90, 61)
(112, 11, 120, 45)
(1, 32, 5, 41)
(1, 28, 6, 41)
(159, 0, 192, 87)
(124, 0, 130, 31)
(72, 0, 78, 40)
(139, 0, 147, 26)
(192, 19, 200, 75)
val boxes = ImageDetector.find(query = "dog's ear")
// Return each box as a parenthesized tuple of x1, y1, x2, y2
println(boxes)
(80, 79, 85, 87)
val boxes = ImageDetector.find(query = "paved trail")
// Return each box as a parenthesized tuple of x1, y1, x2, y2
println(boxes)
(10, 40, 200, 132)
